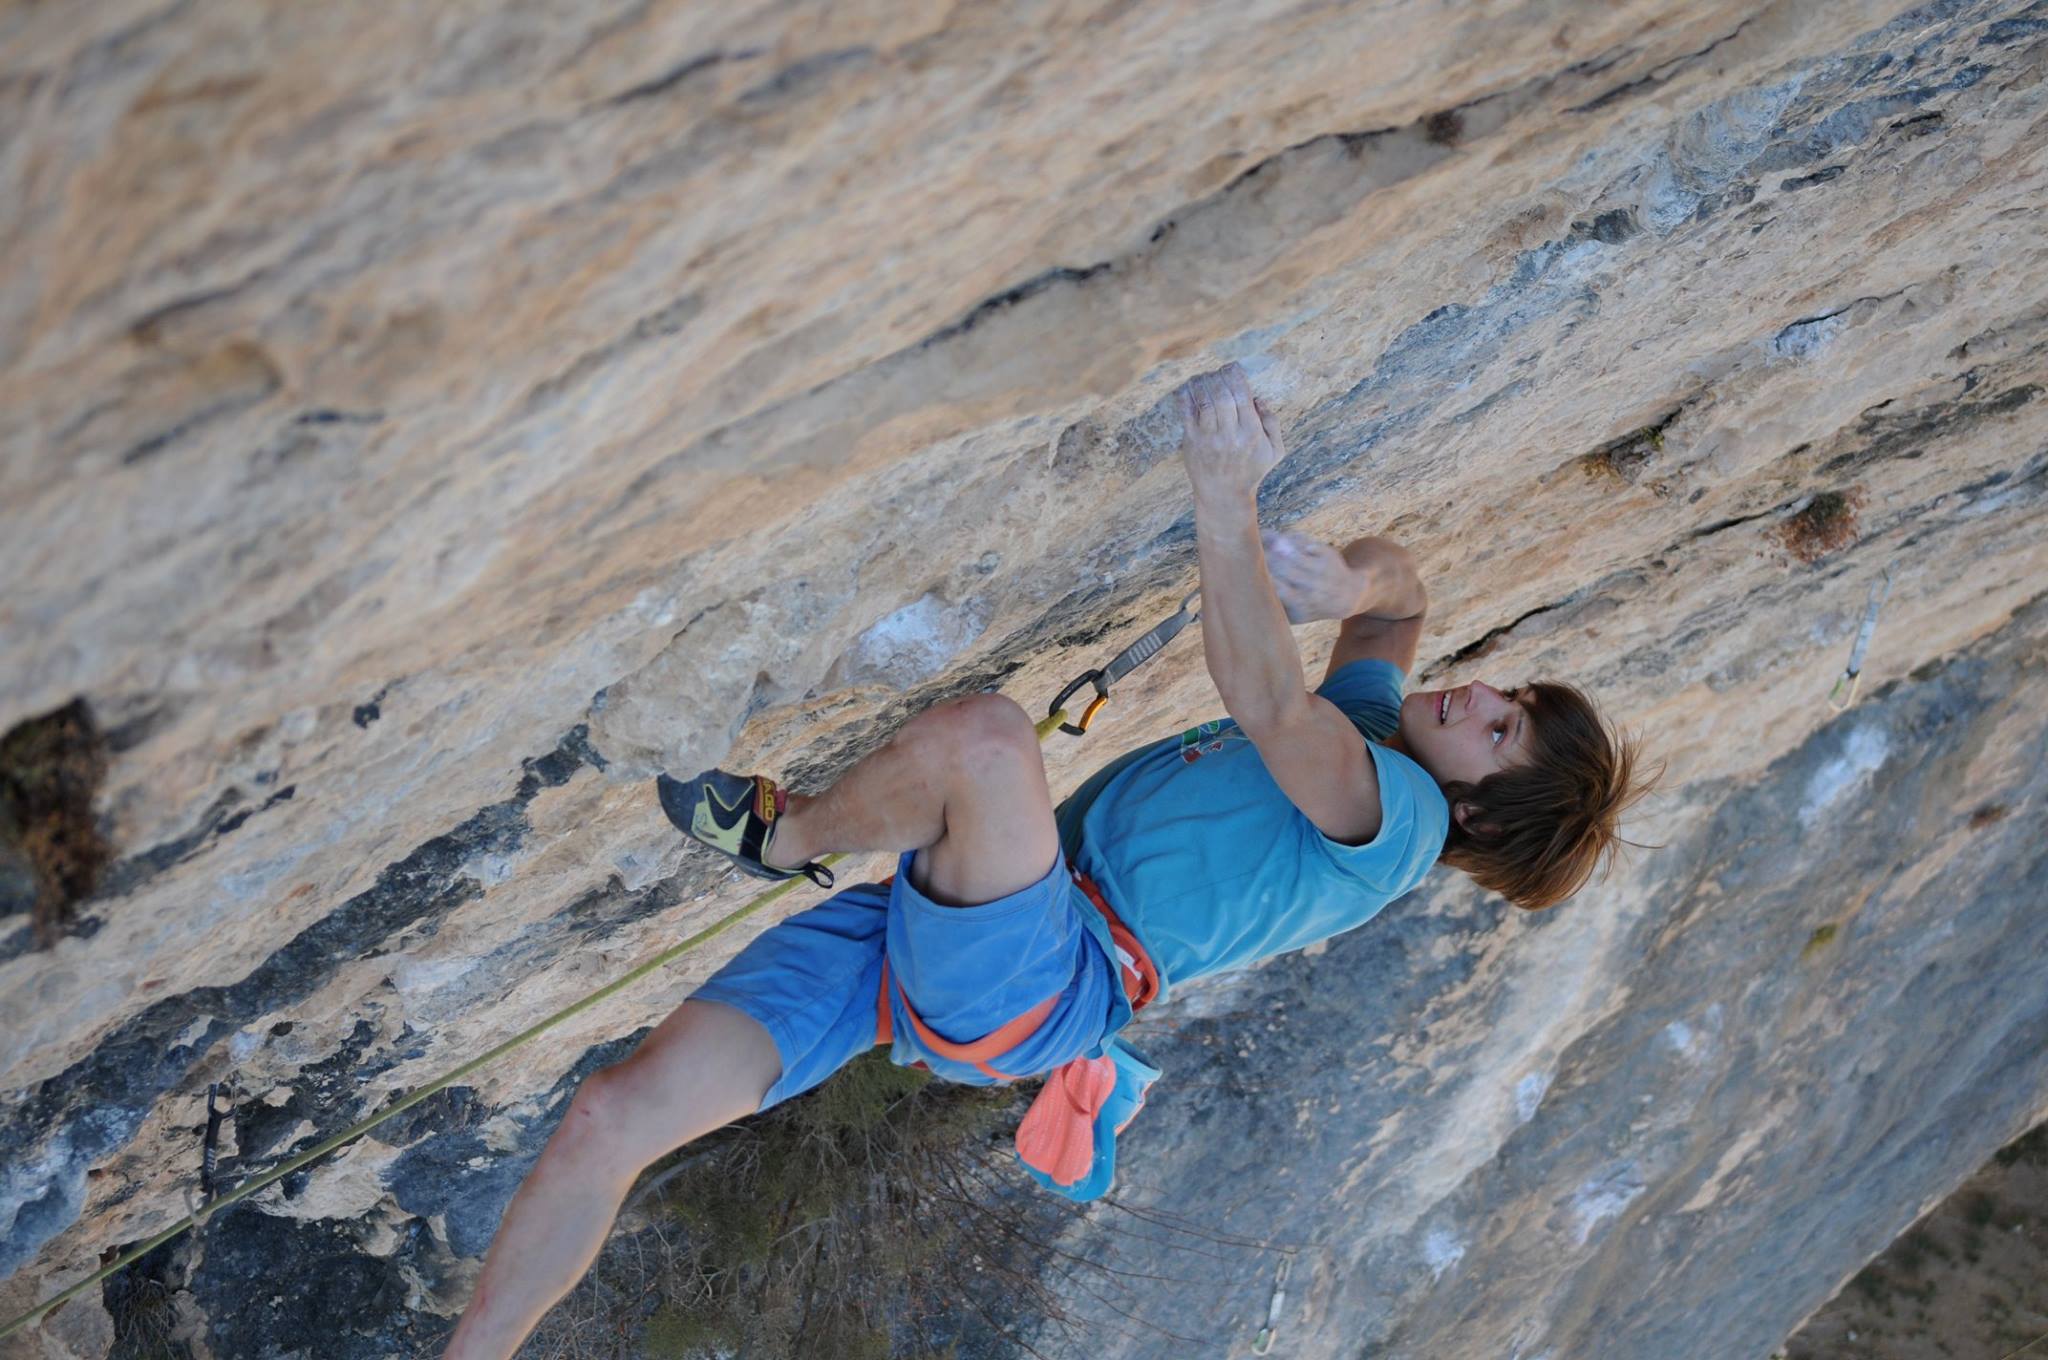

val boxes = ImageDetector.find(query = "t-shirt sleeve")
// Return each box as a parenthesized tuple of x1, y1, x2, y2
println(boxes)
(1314, 657, 1407, 741)
(1307, 741, 1450, 896)
(1307, 661, 1450, 896)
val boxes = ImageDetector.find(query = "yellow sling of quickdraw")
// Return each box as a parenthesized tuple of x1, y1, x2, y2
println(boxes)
(1, 593, 1201, 1340)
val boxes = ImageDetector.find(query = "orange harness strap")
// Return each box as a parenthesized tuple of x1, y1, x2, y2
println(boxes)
(873, 868, 1155, 1081)
(875, 960, 1057, 1080)
(1073, 869, 1159, 1013)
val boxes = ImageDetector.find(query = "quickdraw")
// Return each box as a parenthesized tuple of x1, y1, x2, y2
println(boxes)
(199, 1083, 231, 1201)
(1251, 1252, 1291, 1355)
(182, 1082, 235, 1231)
(1049, 589, 1201, 735)
(1826, 564, 1894, 713)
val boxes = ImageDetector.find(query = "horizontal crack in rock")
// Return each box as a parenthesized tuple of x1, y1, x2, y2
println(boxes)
(1566, 19, 1757, 114)
(1426, 598, 1576, 676)
(602, 47, 765, 105)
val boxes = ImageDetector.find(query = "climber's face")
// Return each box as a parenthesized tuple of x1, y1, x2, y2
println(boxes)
(1394, 681, 1537, 814)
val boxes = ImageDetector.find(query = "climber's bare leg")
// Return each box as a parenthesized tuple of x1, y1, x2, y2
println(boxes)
(764, 692, 1061, 906)
(441, 998, 778, 1360)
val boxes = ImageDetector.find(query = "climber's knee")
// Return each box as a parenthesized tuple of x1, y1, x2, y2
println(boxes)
(962, 691, 1038, 747)
(568, 999, 781, 1171)
(548, 1065, 634, 1171)
(909, 697, 1059, 909)
(926, 691, 1040, 760)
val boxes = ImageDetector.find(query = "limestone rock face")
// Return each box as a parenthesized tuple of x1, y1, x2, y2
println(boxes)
(2, 0, 2045, 1356)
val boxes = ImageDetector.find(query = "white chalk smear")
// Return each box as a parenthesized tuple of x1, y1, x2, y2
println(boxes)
(1799, 723, 1890, 827)
(1423, 1226, 1466, 1280)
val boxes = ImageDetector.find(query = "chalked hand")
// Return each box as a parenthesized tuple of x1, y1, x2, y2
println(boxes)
(1261, 529, 1370, 625)
(1176, 362, 1284, 504)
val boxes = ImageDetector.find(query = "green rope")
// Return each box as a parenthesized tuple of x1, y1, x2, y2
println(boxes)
(0, 707, 1076, 1339)
(1997, 1326, 2048, 1360)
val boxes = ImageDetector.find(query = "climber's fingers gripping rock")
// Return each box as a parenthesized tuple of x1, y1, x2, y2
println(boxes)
(1176, 362, 1285, 502)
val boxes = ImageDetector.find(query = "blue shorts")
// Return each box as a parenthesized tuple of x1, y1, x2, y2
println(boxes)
(691, 846, 1125, 1111)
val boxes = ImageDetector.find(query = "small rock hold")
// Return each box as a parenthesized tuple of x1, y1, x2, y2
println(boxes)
(1570, 208, 1642, 244)
(823, 592, 990, 690)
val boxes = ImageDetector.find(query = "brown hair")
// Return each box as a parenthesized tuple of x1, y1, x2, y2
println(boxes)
(1436, 680, 1660, 911)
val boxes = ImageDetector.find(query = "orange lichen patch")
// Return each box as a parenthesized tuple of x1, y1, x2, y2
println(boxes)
(1779, 488, 1866, 565)
(1, 698, 112, 950)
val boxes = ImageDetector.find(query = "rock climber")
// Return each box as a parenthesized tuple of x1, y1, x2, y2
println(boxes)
(442, 361, 1653, 1358)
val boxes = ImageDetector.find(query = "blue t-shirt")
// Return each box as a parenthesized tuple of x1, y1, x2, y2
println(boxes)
(1053, 658, 1450, 1002)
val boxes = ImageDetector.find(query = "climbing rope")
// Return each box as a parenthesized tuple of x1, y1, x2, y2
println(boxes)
(1997, 1326, 2048, 1360)
(1, 597, 1199, 1340)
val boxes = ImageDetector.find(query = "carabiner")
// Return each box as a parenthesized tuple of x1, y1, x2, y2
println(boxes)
(1050, 668, 1112, 736)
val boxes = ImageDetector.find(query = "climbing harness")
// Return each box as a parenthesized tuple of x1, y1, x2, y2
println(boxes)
(873, 867, 1159, 1079)
(872, 863, 1162, 1189)
(1, 588, 1205, 1340)
(1050, 590, 1200, 734)
(1826, 563, 1894, 712)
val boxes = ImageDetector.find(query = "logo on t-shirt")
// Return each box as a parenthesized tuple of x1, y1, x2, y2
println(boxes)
(1178, 718, 1244, 764)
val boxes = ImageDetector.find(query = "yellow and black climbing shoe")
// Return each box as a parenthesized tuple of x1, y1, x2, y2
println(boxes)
(656, 769, 836, 889)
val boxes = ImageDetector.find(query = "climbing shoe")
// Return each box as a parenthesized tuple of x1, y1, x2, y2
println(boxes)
(655, 769, 836, 889)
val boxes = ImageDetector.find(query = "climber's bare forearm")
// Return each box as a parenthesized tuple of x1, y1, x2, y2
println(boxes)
(1335, 537, 1428, 622)
(1194, 487, 1307, 726)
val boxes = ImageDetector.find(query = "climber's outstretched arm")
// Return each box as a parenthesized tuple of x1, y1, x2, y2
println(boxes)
(1176, 365, 1301, 727)
(441, 998, 779, 1359)
(1176, 364, 1388, 845)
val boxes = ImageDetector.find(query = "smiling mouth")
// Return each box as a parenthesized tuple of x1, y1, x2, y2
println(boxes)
(1438, 692, 1448, 724)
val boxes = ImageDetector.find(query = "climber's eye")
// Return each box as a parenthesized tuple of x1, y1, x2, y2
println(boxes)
(1493, 688, 1523, 750)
